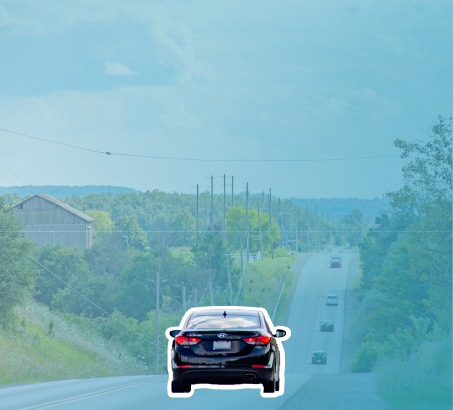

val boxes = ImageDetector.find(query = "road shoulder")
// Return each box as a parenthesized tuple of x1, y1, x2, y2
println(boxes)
(283, 373, 388, 410)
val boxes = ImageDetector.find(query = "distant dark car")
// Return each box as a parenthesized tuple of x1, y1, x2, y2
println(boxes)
(320, 320, 335, 331)
(168, 307, 287, 395)
(326, 295, 339, 306)
(330, 257, 342, 268)
(311, 351, 328, 364)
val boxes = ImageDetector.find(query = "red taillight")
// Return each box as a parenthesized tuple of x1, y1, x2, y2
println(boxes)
(178, 365, 192, 368)
(252, 365, 265, 368)
(243, 336, 271, 346)
(257, 336, 270, 345)
(175, 336, 188, 345)
(175, 336, 201, 346)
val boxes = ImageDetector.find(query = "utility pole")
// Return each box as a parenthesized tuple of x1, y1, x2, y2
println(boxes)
(207, 192, 210, 229)
(182, 283, 186, 313)
(223, 174, 226, 242)
(211, 176, 214, 231)
(240, 232, 245, 306)
(155, 267, 160, 374)
(269, 189, 273, 259)
(209, 277, 214, 306)
(226, 255, 233, 305)
(306, 205, 309, 253)
(125, 233, 130, 255)
(279, 198, 283, 249)
(257, 199, 264, 261)
(196, 184, 199, 232)
(231, 176, 234, 207)
(246, 183, 250, 263)
(315, 203, 318, 252)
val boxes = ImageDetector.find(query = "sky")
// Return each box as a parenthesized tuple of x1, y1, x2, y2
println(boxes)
(0, 0, 451, 199)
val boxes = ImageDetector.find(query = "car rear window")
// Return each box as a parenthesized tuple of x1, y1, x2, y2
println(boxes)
(186, 314, 261, 330)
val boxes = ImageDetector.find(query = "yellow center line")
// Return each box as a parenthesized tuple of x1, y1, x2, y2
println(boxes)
(18, 376, 168, 410)
(305, 259, 328, 372)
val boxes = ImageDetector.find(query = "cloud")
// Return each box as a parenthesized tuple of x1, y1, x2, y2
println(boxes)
(105, 62, 138, 76)
(153, 20, 209, 84)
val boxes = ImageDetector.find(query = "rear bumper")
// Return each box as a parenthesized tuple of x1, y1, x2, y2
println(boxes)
(172, 367, 274, 385)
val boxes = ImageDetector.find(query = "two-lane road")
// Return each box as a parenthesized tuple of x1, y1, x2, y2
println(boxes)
(1, 251, 358, 410)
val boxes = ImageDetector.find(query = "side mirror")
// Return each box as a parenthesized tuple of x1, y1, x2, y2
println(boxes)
(275, 329, 286, 338)
(169, 329, 181, 338)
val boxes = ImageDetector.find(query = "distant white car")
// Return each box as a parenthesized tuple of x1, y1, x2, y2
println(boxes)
(326, 295, 339, 306)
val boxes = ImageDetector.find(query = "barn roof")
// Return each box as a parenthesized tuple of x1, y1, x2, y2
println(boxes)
(17, 194, 94, 222)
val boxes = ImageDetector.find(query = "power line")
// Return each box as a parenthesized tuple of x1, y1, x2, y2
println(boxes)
(0, 127, 399, 162)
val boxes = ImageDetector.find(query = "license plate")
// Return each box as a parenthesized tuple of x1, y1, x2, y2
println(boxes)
(213, 340, 231, 350)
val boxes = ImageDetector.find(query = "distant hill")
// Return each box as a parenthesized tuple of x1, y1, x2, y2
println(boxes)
(0, 185, 140, 198)
(288, 197, 390, 222)
(0, 185, 389, 223)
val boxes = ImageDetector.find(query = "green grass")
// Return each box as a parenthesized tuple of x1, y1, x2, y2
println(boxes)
(0, 300, 148, 386)
(375, 338, 452, 410)
(233, 252, 295, 323)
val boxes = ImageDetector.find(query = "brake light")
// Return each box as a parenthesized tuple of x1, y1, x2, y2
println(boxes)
(252, 365, 265, 368)
(178, 365, 192, 368)
(242, 336, 271, 346)
(175, 336, 201, 346)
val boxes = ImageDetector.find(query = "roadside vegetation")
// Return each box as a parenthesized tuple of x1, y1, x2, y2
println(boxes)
(349, 117, 452, 410)
(0, 185, 317, 382)
(0, 300, 146, 385)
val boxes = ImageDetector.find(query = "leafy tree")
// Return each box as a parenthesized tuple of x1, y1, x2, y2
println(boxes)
(226, 206, 280, 253)
(33, 245, 91, 306)
(340, 209, 366, 247)
(168, 209, 195, 247)
(84, 210, 114, 232)
(114, 215, 147, 251)
(386, 116, 452, 212)
(0, 196, 34, 322)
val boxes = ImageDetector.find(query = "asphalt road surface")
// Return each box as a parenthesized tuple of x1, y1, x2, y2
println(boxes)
(1, 251, 385, 410)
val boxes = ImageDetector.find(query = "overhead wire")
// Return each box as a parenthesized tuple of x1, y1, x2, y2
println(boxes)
(0, 127, 400, 162)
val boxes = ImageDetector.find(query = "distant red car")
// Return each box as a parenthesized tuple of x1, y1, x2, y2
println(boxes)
(330, 257, 342, 268)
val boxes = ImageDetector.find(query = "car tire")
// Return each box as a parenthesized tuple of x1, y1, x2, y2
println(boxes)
(263, 378, 276, 393)
(171, 381, 191, 393)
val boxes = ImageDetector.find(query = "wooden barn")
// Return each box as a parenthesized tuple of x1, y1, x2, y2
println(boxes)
(13, 194, 94, 250)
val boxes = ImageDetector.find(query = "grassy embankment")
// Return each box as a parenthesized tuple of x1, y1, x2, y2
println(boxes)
(238, 248, 297, 324)
(0, 300, 148, 386)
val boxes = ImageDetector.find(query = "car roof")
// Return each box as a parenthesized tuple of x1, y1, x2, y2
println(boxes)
(191, 308, 259, 317)
(321, 320, 333, 323)
(327, 294, 337, 297)
(333, 255, 341, 258)
(313, 351, 325, 354)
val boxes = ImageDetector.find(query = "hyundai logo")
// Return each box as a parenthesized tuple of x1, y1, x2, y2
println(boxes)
(217, 333, 227, 338)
